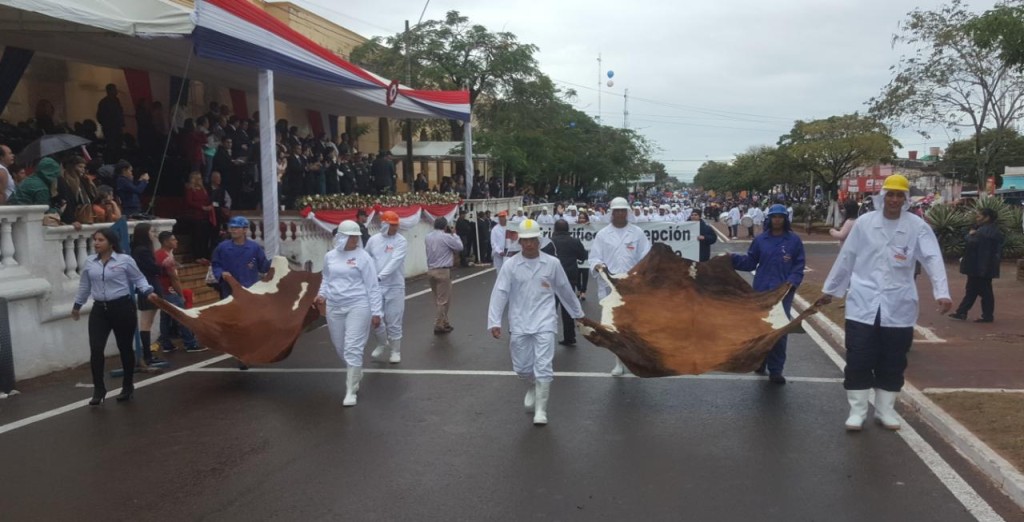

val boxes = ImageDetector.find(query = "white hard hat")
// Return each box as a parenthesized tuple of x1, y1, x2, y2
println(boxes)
(517, 219, 542, 239)
(609, 197, 630, 210)
(567, 204, 578, 211)
(337, 220, 362, 236)
(659, 204, 669, 211)
(671, 206, 679, 211)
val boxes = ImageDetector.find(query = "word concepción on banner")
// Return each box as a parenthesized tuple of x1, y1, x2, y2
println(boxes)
(537, 221, 699, 261)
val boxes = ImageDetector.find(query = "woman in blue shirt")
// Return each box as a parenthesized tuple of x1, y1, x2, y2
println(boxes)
(73, 228, 154, 405)
(731, 204, 806, 384)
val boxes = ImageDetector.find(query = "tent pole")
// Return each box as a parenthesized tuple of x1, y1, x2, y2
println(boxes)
(464, 121, 474, 198)
(259, 69, 280, 257)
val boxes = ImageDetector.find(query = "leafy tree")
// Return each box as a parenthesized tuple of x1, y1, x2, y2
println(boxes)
(350, 11, 540, 140)
(777, 114, 899, 197)
(693, 161, 734, 192)
(939, 127, 1024, 186)
(868, 0, 1024, 190)
(967, 2, 1024, 71)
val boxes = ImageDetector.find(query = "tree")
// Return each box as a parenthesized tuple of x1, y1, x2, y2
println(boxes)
(967, 2, 1024, 71)
(778, 114, 899, 197)
(940, 127, 1024, 186)
(869, 0, 1024, 190)
(693, 161, 735, 192)
(350, 11, 541, 140)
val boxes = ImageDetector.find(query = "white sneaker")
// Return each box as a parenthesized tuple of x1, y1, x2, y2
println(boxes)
(388, 340, 402, 364)
(845, 389, 871, 431)
(873, 389, 901, 430)
(533, 381, 550, 425)
(343, 367, 362, 407)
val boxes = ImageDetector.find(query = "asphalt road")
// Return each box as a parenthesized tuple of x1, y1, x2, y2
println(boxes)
(0, 239, 1020, 521)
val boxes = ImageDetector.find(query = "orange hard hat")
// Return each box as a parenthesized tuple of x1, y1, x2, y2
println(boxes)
(497, 210, 508, 217)
(381, 211, 400, 225)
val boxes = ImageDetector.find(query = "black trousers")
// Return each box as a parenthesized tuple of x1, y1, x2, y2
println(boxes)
(576, 269, 589, 294)
(843, 310, 914, 392)
(88, 296, 138, 393)
(956, 276, 994, 320)
(558, 272, 580, 342)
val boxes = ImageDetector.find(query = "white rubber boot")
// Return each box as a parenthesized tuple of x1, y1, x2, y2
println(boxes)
(370, 331, 389, 361)
(845, 389, 871, 431)
(343, 367, 362, 407)
(388, 339, 401, 364)
(523, 379, 536, 413)
(610, 357, 625, 376)
(873, 389, 901, 430)
(533, 381, 550, 426)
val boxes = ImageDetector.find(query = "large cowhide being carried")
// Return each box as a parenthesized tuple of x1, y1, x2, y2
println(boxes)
(578, 244, 819, 377)
(149, 256, 321, 365)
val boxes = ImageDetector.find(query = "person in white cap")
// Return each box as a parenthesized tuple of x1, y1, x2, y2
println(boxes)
(564, 205, 578, 224)
(537, 208, 555, 225)
(590, 196, 651, 376)
(366, 211, 408, 364)
(818, 174, 951, 431)
(314, 220, 383, 407)
(510, 208, 526, 225)
(489, 218, 584, 425)
(491, 211, 510, 272)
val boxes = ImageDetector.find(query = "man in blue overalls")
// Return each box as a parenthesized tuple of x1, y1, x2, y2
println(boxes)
(731, 204, 806, 384)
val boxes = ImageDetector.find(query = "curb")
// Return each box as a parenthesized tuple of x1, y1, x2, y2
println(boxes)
(793, 294, 1024, 510)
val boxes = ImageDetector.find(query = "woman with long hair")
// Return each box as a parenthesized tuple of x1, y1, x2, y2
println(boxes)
(183, 171, 214, 261)
(829, 199, 860, 246)
(72, 227, 154, 405)
(130, 222, 163, 368)
(57, 156, 93, 228)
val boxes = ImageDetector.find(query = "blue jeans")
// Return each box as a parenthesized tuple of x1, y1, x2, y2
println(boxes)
(764, 288, 795, 375)
(158, 292, 198, 349)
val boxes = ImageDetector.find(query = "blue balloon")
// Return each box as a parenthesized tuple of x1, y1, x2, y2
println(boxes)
(607, 70, 615, 79)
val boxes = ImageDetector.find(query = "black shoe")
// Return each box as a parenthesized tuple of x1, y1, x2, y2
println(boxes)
(559, 339, 576, 346)
(948, 313, 967, 321)
(238, 362, 249, 370)
(89, 391, 105, 406)
(115, 388, 134, 402)
(185, 345, 209, 353)
(160, 344, 177, 353)
(974, 318, 994, 323)
(754, 362, 767, 375)
(768, 373, 787, 385)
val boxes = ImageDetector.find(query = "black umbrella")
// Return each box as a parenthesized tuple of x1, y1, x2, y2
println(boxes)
(17, 134, 91, 164)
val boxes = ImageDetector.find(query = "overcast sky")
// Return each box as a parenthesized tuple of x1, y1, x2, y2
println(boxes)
(293, 0, 999, 181)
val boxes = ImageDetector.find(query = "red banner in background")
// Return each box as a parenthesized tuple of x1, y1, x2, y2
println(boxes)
(229, 89, 249, 120)
(123, 68, 153, 108)
(307, 110, 325, 137)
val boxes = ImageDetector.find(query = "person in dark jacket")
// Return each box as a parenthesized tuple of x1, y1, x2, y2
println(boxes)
(950, 208, 1004, 323)
(690, 209, 718, 262)
(455, 211, 476, 266)
(549, 219, 589, 345)
(115, 160, 149, 216)
(371, 151, 396, 195)
(731, 204, 805, 384)
(130, 222, 164, 367)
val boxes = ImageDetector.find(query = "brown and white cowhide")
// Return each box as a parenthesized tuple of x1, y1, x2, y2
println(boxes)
(578, 244, 819, 377)
(149, 256, 322, 365)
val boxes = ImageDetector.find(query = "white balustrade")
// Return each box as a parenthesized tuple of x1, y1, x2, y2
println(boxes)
(63, 238, 76, 278)
(75, 236, 88, 274)
(1, 218, 17, 267)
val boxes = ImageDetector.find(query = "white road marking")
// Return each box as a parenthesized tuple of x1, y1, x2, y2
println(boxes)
(914, 324, 946, 343)
(0, 269, 496, 436)
(188, 367, 844, 383)
(793, 294, 1005, 522)
(923, 388, 1024, 395)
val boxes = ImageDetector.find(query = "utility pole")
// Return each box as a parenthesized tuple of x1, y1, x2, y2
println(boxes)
(623, 88, 629, 129)
(404, 19, 414, 187)
(596, 53, 602, 125)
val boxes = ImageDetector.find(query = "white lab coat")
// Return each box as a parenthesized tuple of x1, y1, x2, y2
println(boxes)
(488, 253, 584, 382)
(491, 223, 508, 271)
(589, 224, 652, 299)
(366, 231, 408, 341)
(728, 208, 741, 227)
(822, 210, 949, 327)
(320, 245, 383, 366)
(538, 213, 555, 225)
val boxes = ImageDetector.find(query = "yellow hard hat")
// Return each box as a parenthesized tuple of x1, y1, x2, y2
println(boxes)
(517, 219, 542, 239)
(882, 174, 910, 192)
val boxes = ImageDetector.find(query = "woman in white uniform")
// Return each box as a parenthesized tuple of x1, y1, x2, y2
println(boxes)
(314, 220, 383, 407)
(366, 211, 408, 364)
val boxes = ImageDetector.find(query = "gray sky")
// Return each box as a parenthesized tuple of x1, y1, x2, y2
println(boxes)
(293, 0, 998, 181)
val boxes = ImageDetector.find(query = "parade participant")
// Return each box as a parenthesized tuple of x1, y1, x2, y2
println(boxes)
(155, 232, 205, 354)
(549, 219, 588, 345)
(366, 211, 408, 363)
(727, 205, 741, 239)
(590, 196, 651, 375)
(211, 216, 271, 299)
(748, 205, 765, 235)
(537, 208, 554, 225)
(488, 219, 584, 425)
(510, 208, 526, 225)
(631, 206, 643, 223)
(490, 211, 510, 272)
(691, 209, 718, 262)
(72, 228, 154, 405)
(314, 220, 383, 407)
(949, 208, 1004, 323)
(564, 205, 578, 225)
(818, 174, 951, 431)
(731, 204, 805, 384)
(130, 222, 164, 367)
(425, 217, 464, 334)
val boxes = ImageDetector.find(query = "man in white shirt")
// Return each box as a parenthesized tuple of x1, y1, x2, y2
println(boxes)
(818, 174, 951, 432)
(564, 205, 578, 225)
(366, 211, 408, 363)
(425, 217, 464, 334)
(748, 205, 765, 234)
(590, 197, 652, 375)
(727, 205, 742, 239)
(509, 208, 526, 225)
(489, 219, 584, 426)
(0, 144, 15, 204)
(491, 211, 510, 272)
(537, 208, 555, 225)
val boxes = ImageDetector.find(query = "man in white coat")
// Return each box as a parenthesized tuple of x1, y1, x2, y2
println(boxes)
(727, 205, 742, 239)
(818, 174, 951, 431)
(366, 211, 408, 364)
(491, 211, 510, 272)
(489, 218, 584, 426)
(590, 196, 652, 376)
